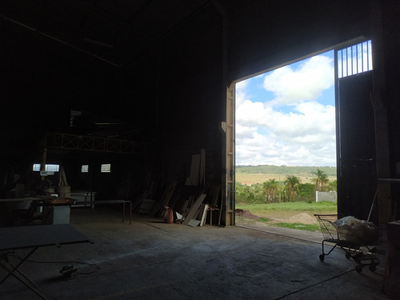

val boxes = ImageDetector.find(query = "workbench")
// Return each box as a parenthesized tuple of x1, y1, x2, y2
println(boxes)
(0, 197, 76, 226)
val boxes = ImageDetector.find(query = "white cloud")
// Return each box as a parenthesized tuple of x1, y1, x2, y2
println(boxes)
(262, 55, 334, 106)
(273, 102, 335, 140)
(235, 53, 336, 166)
(235, 123, 258, 139)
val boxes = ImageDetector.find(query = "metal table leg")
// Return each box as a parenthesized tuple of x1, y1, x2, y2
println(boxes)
(0, 248, 48, 299)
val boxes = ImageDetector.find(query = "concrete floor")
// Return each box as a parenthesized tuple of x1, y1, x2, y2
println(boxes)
(1, 206, 390, 300)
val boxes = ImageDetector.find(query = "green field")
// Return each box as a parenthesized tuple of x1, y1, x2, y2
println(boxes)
(271, 223, 321, 232)
(236, 173, 337, 185)
(236, 165, 337, 176)
(236, 201, 337, 213)
(235, 165, 337, 185)
(235, 202, 337, 232)
(234, 165, 338, 231)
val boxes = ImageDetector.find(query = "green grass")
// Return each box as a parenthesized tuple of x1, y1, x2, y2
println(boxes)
(236, 201, 337, 214)
(257, 217, 270, 222)
(235, 165, 337, 177)
(235, 201, 336, 232)
(271, 222, 321, 232)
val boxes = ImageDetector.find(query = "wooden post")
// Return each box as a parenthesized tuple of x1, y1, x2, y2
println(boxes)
(370, 0, 392, 224)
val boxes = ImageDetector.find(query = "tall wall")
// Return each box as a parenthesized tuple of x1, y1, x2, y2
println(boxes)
(157, 5, 224, 185)
(382, 0, 400, 220)
(154, 0, 372, 185)
(226, 0, 370, 82)
(1, 0, 399, 220)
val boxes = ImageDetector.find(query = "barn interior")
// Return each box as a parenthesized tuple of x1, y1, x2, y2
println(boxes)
(0, 0, 400, 299)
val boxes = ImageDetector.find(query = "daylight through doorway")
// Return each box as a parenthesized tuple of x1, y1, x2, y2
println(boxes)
(234, 50, 337, 231)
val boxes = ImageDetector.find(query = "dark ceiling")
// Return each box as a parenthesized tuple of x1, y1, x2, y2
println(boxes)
(0, 0, 211, 68)
(0, 0, 378, 154)
(1, 1, 223, 140)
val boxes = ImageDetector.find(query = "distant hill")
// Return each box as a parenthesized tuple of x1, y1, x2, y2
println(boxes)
(236, 165, 337, 177)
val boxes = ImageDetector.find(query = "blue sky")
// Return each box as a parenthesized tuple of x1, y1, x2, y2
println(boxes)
(235, 50, 336, 167)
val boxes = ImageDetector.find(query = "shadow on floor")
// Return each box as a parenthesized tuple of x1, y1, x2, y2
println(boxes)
(0, 207, 390, 300)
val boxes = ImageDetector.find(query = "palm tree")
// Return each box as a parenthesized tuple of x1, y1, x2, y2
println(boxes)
(284, 175, 301, 201)
(262, 179, 279, 203)
(312, 169, 329, 192)
(328, 180, 337, 192)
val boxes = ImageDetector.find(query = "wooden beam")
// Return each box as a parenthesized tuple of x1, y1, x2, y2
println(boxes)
(182, 194, 206, 225)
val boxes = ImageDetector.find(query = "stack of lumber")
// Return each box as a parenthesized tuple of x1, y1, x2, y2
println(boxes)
(135, 149, 221, 227)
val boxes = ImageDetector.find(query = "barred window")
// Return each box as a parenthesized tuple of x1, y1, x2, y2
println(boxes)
(338, 40, 372, 78)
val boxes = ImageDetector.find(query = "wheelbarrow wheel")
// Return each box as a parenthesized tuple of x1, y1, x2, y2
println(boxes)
(319, 254, 325, 262)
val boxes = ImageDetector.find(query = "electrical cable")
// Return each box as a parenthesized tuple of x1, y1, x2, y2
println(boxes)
(7, 252, 100, 275)
(27, 259, 100, 275)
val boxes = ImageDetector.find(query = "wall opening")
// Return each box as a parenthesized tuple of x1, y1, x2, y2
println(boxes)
(101, 164, 111, 173)
(33, 164, 60, 172)
(234, 50, 337, 231)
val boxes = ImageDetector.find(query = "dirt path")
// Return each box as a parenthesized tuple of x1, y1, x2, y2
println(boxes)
(235, 209, 325, 225)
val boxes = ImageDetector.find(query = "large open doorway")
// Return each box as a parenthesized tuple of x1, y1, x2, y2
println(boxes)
(232, 40, 374, 230)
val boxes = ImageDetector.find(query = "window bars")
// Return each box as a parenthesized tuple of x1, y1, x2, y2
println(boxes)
(338, 40, 373, 78)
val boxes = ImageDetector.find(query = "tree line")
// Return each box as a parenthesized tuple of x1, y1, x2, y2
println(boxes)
(235, 169, 337, 204)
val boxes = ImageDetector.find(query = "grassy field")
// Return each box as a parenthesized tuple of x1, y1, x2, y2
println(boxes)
(235, 173, 337, 185)
(235, 201, 337, 232)
(234, 165, 338, 231)
(235, 165, 337, 185)
(236, 201, 337, 213)
(270, 223, 321, 232)
(236, 165, 337, 176)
